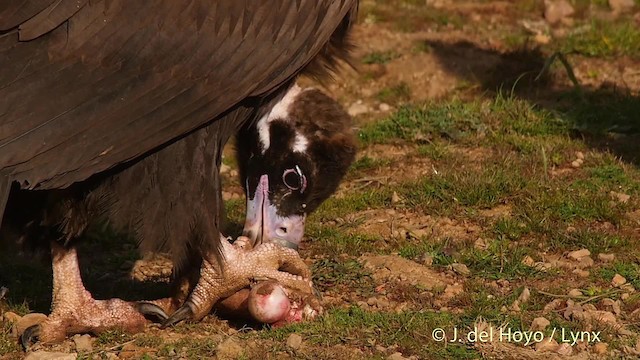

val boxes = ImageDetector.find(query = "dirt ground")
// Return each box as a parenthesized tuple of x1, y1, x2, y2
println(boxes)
(3, 0, 640, 359)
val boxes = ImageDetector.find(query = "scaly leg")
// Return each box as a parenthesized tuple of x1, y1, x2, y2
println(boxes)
(22, 242, 148, 348)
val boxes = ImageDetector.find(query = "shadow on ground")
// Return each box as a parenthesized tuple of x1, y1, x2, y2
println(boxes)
(424, 39, 640, 165)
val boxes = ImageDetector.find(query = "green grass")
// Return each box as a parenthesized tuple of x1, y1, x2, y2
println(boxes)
(375, 82, 412, 105)
(558, 20, 640, 59)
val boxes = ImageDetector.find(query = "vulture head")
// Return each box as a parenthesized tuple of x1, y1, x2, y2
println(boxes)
(237, 85, 356, 250)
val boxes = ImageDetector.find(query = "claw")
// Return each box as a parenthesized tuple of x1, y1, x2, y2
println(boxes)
(161, 302, 194, 328)
(135, 302, 169, 322)
(21, 325, 40, 351)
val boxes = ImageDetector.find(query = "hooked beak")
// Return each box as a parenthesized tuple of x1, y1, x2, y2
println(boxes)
(242, 175, 305, 250)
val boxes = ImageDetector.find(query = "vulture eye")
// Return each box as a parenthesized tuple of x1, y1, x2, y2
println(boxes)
(282, 166, 307, 193)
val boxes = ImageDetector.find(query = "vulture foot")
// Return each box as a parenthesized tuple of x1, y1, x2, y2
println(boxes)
(162, 236, 319, 327)
(22, 243, 147, 349)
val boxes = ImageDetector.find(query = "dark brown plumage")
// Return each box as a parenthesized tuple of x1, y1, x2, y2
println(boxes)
(0, 0, 358, 343)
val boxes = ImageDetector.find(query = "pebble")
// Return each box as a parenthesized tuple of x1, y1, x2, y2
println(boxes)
(612, 274, 627, 287)
(419, 254, 433, 266)
(347, 102, 370, 117)
(572, 269, 590, 277)
(387, 352, 410, 360)
(575, 151, 585, 160)
(379, 103, 392, 112)
(531, 317, 550, 331)
(598, 253, 615, 262)
(609, 0, 635, 13)
(450, 263, 470, 276)
(286, 334, 303, 350)
(592, 342, 608, 354)
(535, 338, 559, 352)
(518, 287, 531, 303)
(556, 343, 573, 355)
(73, 334, 93, 352)
(568, 289, 583, 297)
(545, 0, 575, 24)
(610, 191, 630, 204)
(568, 248, 590, 260)
(24, 352, 77, 360)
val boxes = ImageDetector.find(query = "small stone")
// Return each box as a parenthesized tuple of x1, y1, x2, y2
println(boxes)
(518, 287, 531, 304)
(534, 33, 551, 44)
(24, 352, 77, 360)
(571, 160, 582, 168)
(510, 300, 521, 312)
(572, 269, 590, 277)
(575, 151, 585, 160)
(531, 317, 550, 331)
(391, 191, 402, 204)
(419, 254, 433, 266)
(543, 299, 564, 313)
(592, 342, 608, 354)
(568, 289, 582, 297)
(556, 343, 573, 355)
(522, 256, 535, 266)
(347, 102, 370, 117)
(568, 249, 590, 260)
(544, 0, 575, 24)
(450, 263, 470, 276)
(220, 163, 230, 174)
(379, 103, 391, 112)
(610, 191, 630, 204)
(387, 352, 409, 360)
(216, 338, 243, 359)
(612, 274, 627, 287)
(609, 0, 635, 13)
(598, 253, 615, 262)
(286, 334, 303, 350)
(15, 313, 48, 336)
(535, 338, 559, 352)
(578, 256, 594, 268)
(73, 334, 93, 352)
(474, 238, 488, 250)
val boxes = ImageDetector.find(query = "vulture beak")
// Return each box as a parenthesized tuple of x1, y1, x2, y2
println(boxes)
(243, 175, 305, 250)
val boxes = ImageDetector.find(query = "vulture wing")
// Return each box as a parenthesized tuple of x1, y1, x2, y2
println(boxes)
(0, 0, 356, 190)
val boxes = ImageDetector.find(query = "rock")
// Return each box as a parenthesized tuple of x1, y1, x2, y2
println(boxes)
(575, 151, 585, 160)
(571, 160, 582, 168)
(73, 334, 93, 352)
(15, 313, 48, 336)
(419, 254, 433, 266)
(347, 102, 370, 117)
(609, 0, 635, 13)
(534, 34, 551, 45)
(220, 163, 230, 174)
(24, 352, 77, 360)
(535, 338, 559, 352)
(286, 334, 303, 350)
(518, 287, 531, 303)
(612, 274, 627, 287)
(391, 191, 402, 204)
(568, 289, 583, 297)
(610, 191, 630, 204)
(568, 249, 590, 260)
(556, 343, 573, 355)
(592, 342, 608, 354)
(387, 352, 410, 360)
(474, 238, 488, 250)
(450, 263, 470, 276)
(543, 299, 565, 313)
(216, 338, 243, 359)
(379, 103, 392, 112)
(510, 300, 521, 312)
(598, 253, 615, 262)
(531, 317, 550, 331)
(572, 269, 590, 277)
(522, 256, 535, 266)
(578, 256, 594, 268)
(544, 0, 575, 24)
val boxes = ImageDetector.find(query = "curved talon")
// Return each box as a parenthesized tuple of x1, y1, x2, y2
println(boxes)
(135, 302, 169, 323)
(21, 324, 40, 351)
(161, 303, 194, 328)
